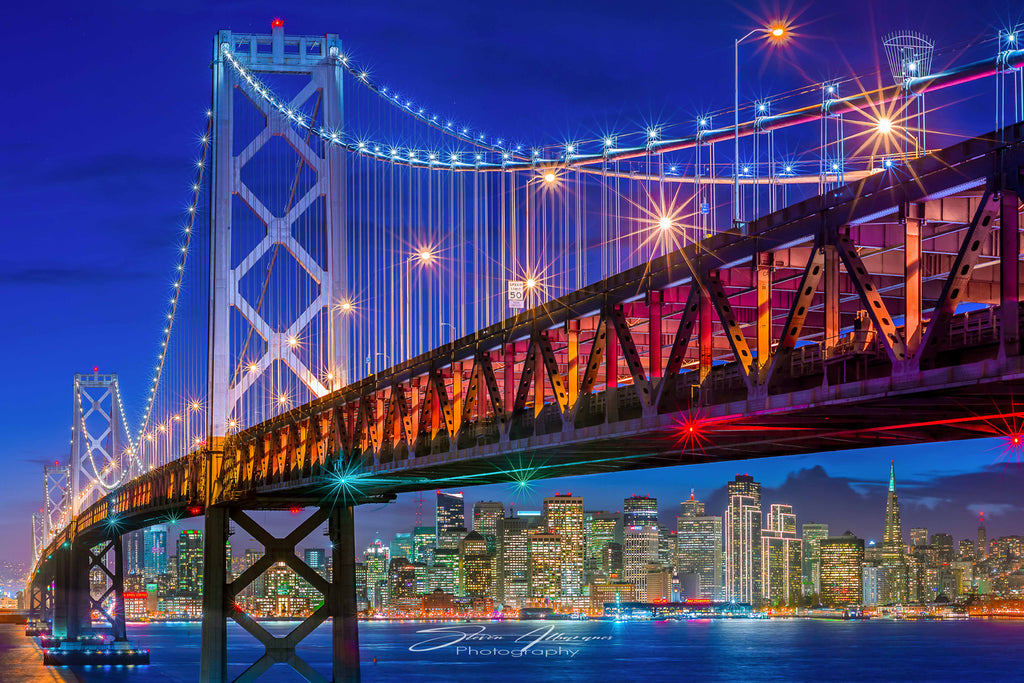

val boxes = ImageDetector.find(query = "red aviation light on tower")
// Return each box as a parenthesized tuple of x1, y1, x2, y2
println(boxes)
(271, 18, 284, 28)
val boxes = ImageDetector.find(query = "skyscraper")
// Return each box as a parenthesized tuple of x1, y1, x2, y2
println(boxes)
(390, 532, 413, 561)
(125, 529, 145, 576)
(820, 531, 865, 607)
(544, 494, 585, 597)
(725, 474, 762, 606)
(801, 522, 829, 597)
(473, 501, 505, 554)
(623, 496, 659, 601)
(880, 461, 908, 603)
(176, 529, 203, 596)
(977, 512, 987, 559)
(529, 532, 562, 600)
(459, 530, 493, 600)
(364, 540, 390, 610)
(143, 524, 168, 579)
(584, 511, 621, 578)
(676, 491, 722, 600)
(761, 504, 802, 606)
(910, 528, 929, 547)
(497, 515, 529, 606)
(412, 526, 436, 565)
(304, 548, 327, 577)
(436, 491, 465, 550)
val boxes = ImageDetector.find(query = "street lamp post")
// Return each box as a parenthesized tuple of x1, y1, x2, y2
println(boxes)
(734, 23, 787, 233)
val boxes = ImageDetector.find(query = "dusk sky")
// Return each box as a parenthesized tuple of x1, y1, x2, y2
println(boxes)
(3, 0, 1024, 567)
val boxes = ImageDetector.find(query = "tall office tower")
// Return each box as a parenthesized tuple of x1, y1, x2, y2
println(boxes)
(957, 538, 975, 561)
(761, 504, 803, 606)
(176, 529, 204, 596)
(354, 563, 367, 610)
(658, 525, 677, 567)
(436, 491, 466, 550)
(725, 474, 762, 606)
(977, 512, 987, 559)
(473, 501, 505, 554)
(819, 531, 865, 607)
(498, 515, 529, 606)
(243, 549, 266, 604)
(544, 494, 585, 596)
(124, 530, 145, 576)
(603, 543, 624, 577)
(623, 495, 659, 600)
(143, 524, 168, 579)
(801, 522, 829, 596)
(677, 492, 723, 599)
(304, 548, 327, 577)
(364, 540, 390, 610)
(584, 511, 621, 576)
(390, 532, 414, 561)
(459, 530, 493, 600)
(910, 528, 929, 547)
(387, 558, 417, 611)
(430, 549, 459, 595)
(879, 461, 908, 603)
(529, 532, 562, 600)
(412, 526, 436, 565)
(931, 533, 954, 564)
(225, 539, 233, 583)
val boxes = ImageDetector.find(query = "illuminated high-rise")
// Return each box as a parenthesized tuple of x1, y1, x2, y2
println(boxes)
(820, 531, 864, 607)
(473, 501, 505, 554)
(412, 526, 436, 565)
(498, 515, 529, 606)
(584, 511, 621, 578)
(529, 532, 562, 600)
(544, 494, 585, 596)
(977, 512, 988, 559)
(176, 529, 203, 596)
(364, 539, 390, 609)
(390, 532, 413, 561)
(623, 495, 659, 600)
(761, 504, 802, 606)
(459, 530, 493, 600)
(436, 491, 466, 550)
(801, 522, 829, 596)
(143, 524, 168, 579)
(725, 474, 762, 606)
(879, 461, 908, 603)
(676, 491, 722, 599)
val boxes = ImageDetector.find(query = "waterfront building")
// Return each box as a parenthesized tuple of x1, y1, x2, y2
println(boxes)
(544, 494, 585, 597)
(761, 504, 802, 606)
(603, 542, 624, 577)
(820, 531, 865, 607)
(388, 558, 419, 613)
(473, 501, 505, 554)
(862, 565, 887, 606)
(529, 532, 562, 600)
(436, 491, 466, 550)
(725, 475, 762, 606)
(125, 530, 145, 576)
(676, 491, 723, 600)
(497, 515, 529, 606)
(430, 548, 459, 595)
(589, 579, 635, 613)
(646, 564, 673, 602)
(801, 522, 829, 597)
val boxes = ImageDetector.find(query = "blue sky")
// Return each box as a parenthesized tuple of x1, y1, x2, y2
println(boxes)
(2, 0, 1023, 564)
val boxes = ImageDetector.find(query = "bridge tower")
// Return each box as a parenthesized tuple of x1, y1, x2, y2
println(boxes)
(69, 370, 132, 515)
(42, 462, 69, 543)
(207, 22, 346, 441)
(201, 24, 360, 683)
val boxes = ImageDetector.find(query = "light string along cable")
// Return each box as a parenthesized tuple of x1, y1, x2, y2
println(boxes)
(133, 114, 213, 469)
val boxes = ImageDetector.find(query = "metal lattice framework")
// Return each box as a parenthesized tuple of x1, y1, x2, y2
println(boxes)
(209, 29, 346, 438)
(43, 463, 69, 542)
(70, 372, 132, 514)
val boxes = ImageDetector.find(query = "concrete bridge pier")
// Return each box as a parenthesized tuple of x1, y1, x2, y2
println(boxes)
(200, 504, 361, 683)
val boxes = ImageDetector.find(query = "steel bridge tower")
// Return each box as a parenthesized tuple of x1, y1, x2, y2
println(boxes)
(208, 23, 346, 441)
(70, 371, 131, 515)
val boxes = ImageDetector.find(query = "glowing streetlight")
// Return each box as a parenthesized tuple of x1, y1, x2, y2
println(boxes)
(658, 216, 673, 231)
(525, 278, 537, 289)
(543, 172, 556, 184)
(407, 248, 437, 360)
(876, 117, 893, 135)
(735, 21, 793, 232)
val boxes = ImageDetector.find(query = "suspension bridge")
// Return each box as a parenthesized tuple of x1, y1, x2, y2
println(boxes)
(22, 21, 1024, 682)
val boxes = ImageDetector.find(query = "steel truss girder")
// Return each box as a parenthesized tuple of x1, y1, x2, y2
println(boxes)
(835, 231, 907, 363)
(764, 238, 826, 386)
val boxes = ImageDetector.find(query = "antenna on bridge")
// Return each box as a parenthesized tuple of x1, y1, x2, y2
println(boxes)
(882, 31, 934, 159)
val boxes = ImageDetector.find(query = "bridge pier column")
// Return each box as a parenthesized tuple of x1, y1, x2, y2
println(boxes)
(200, 507, 229, 682)
(330, 505, 361, 683)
